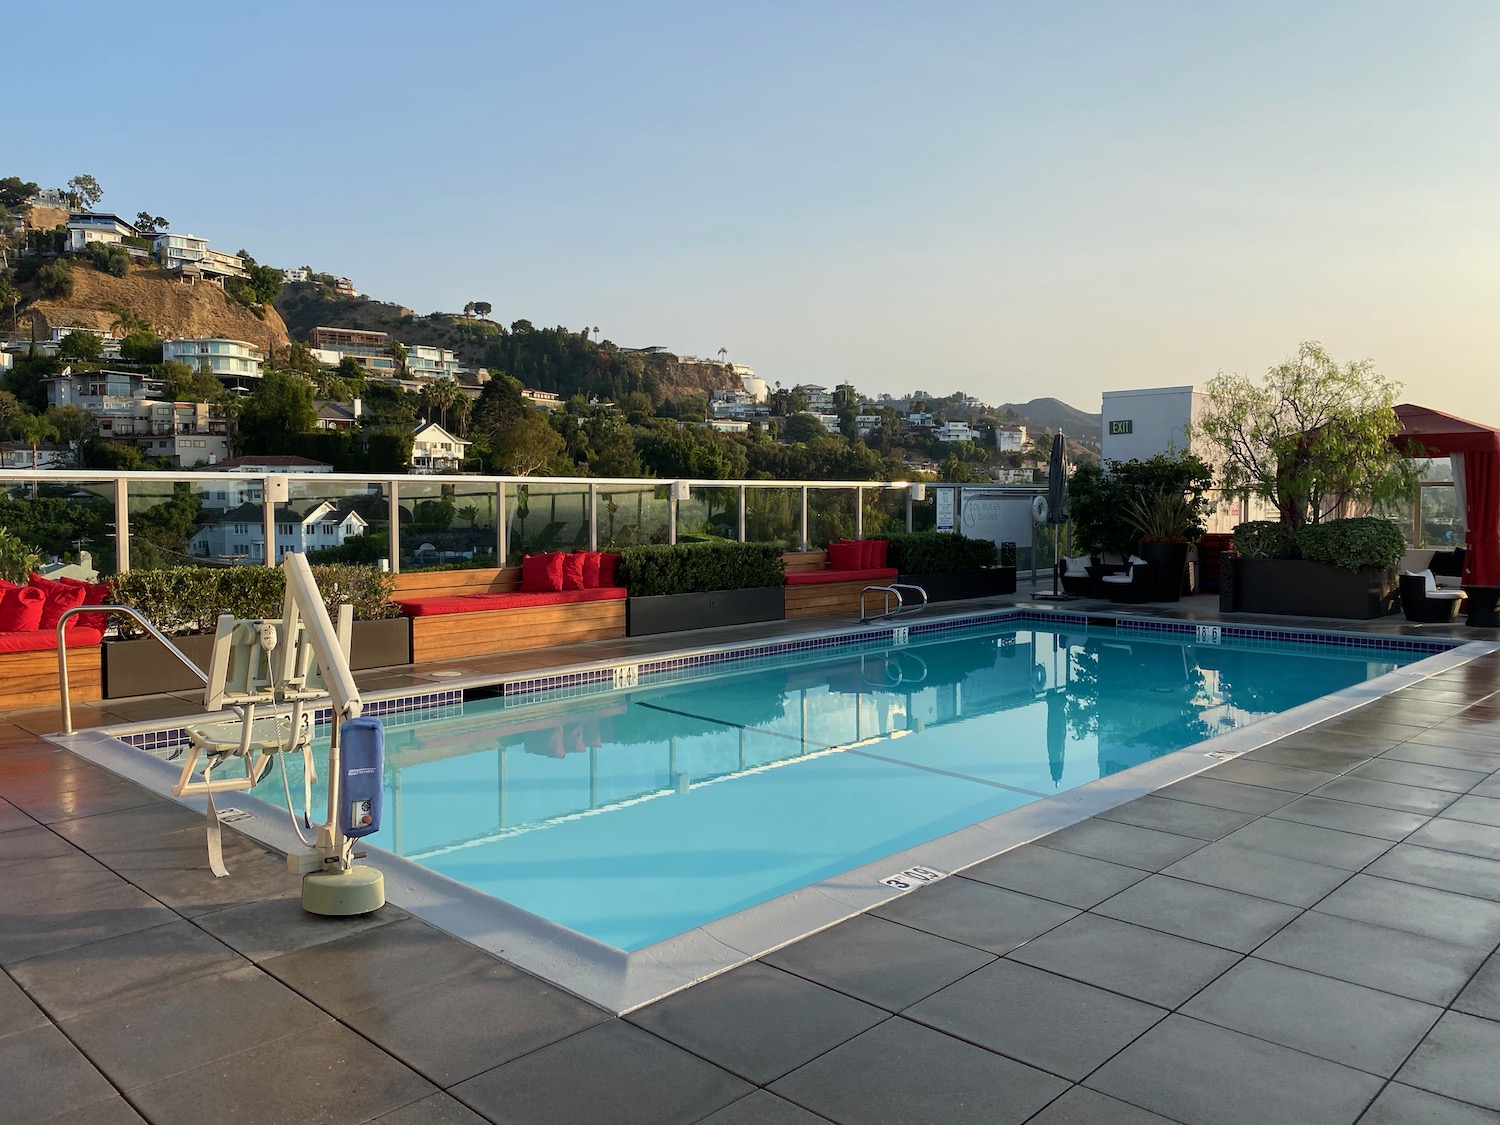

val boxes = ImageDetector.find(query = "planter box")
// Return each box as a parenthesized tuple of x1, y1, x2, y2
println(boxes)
(103, 616, 413, 698)
(899, 567, 1017, 603)
(1228, 558, 1398, 620)
(627, 586, 785, 637)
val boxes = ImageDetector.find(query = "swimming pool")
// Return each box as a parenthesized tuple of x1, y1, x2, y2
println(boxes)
(207, 618, 1423, 951)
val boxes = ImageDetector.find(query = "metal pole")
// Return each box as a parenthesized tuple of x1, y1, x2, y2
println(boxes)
(800, 486, 809, 550)
(388, 480, 401, 574)
(738, 485, 747, 542)
(588, 483, 598, 551)
(855, 487, 863, 539)
(113, 477, 130, 573)
(495, 481, 507, 565)
(668, 485, 677, 545)
(261, 475, 276, 567)
(906, 486, 914, 533)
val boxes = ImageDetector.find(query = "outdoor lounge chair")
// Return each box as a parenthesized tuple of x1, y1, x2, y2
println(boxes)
(1057, 555, 1092, 596)
(1400, 569, 1466, 623)
(1101, 556, 1151, 604)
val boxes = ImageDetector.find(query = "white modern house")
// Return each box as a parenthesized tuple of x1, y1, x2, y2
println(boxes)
(282, 266, 310, 283)
(410, 421, 469, 473)
(65, 212, 140, 251)
(307, 326, 396, 373)
(937, 420, 975, 443)
(153, 234, 248, 282)
(161, 338, 264, 386)
(95, 399, 232, 467)
(46, 368, 163, 411)
(994, 425, 1028, 453)
(404, 344, 463, 380)
(794, 384, 835, 411)
(190, 500, 367, 564)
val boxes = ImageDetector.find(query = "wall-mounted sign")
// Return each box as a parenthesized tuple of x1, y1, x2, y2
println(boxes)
(935, 488, 955, 532)
(1109, 419, 1133, 435)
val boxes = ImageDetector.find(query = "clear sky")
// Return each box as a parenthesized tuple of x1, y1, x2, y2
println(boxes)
(12, 1, 1498, 414)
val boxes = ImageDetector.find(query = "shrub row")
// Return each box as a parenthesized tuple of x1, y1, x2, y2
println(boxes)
(1232, 517, 1407, 571)
(885, 532, 999, 574)
(111, 564, 400, 637)
(616, 542, 786, 597)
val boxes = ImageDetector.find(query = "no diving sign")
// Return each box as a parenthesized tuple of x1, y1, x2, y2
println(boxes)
(880, 865, 947, 891)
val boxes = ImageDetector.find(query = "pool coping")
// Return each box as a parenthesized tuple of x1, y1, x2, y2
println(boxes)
(48, 607, 1500, 1014)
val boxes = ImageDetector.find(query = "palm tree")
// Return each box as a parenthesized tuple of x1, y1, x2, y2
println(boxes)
(16, 413, 57, 470)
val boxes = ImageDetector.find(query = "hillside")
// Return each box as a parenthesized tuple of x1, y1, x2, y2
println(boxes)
(21, 262, 290, 355)
(1000, 397, 1101, 446)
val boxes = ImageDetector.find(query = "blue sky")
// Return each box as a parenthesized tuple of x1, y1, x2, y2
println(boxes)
(12, 1, 1498, 412)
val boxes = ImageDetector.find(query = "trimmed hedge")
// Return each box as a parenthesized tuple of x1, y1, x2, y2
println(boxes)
(1296, 517, 1407, 571)
(111, 564, 400, 637)
(884, 532, 998, 574)
(616, 542, 785, 597)
(1232, 520, 1298, 560)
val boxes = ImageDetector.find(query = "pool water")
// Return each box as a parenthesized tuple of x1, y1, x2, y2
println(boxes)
(241, 623, 1418, 950)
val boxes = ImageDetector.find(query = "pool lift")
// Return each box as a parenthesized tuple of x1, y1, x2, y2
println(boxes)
(171, 552, 386, 916)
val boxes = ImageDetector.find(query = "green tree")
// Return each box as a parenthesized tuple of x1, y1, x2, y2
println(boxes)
(45, 404, 97, 465)
(65, 174, 103, 211)
(160, 362, 223, 403)
(15, 412, 58, 469)
(473, 301, 492, 319)
(492, 409, 566, 476)
(282, 341, 321, 376)
(34, 259, 73, 299)
(134, 211, 169, 233)
(0, 389, 24, 434)
(1196, 341, 1416, 534)
(56, 330, 104, 361)
(782, 412, 826, 444)
(237, 369, 318, 454)
(0, 177, 39, 210)
(118, 328, 162, 364)
(88, 243, 130, 277)
(0, 275, 19, 338)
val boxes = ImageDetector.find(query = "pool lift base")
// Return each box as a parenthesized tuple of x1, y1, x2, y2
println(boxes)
(303, 864, 385, 916)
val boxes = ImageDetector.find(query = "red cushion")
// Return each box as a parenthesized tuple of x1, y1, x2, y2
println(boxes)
(598, 552, 621, 588)
(581, 551, 602, 588)
(397, 587, 627, 617)
(0, 627, 102, 653)
(784, 567, 899, 586)
(0, 578, 17, 592)
(0, 587, 45, 631)
(866, 539, 889, 568)
(521, 552, 565, 593)
(58, 578, 113, 632)
(562, 553, 587, 591)
(826, 541, 863, 570)
(30, 576, 86, 630)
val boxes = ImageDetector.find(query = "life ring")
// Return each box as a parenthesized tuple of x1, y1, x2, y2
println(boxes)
(1031, 495, 1049, 524)
(1032, 664, 1046, 692)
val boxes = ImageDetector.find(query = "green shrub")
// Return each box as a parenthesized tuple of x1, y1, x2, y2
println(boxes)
(884, 532, 998, 573)
(111, 564, 399, 637)
(616, 542, 785, 597)
(1295, 517, 1407, 571)
(0, 525, 43, 584)
(1232, 521, 1298, 559)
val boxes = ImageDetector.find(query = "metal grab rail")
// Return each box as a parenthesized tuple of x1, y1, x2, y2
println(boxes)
(56, 605, 209, 734)
(860, 583, 929, 624)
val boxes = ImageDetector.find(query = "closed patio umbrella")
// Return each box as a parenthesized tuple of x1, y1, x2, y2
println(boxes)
(1037, 433, 1074, 599)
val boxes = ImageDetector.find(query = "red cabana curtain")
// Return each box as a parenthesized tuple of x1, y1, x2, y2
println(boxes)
(1463, 451, 1500, 586)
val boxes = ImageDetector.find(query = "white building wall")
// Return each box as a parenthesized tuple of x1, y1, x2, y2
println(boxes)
(1099, 386, 1206, 463)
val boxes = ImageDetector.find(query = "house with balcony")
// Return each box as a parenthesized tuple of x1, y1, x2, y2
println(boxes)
(521, 388, 561, 411)
(46, 368, 163, 412)
(404, 344, 463, 380)
(95, 398, 233, 467)
(153, 234, 248, 283)
(793, 384, 835, 411)
(161, 338, 264, 390)
(65, 212, 140, 252)
(937, 420, 975, 443)
(189, 499, 367, 564)
(409, 421, 469, 473)
(282, 266, 310, 283)
(307, 326, 396, 374)
(994, 424, 1028, 453)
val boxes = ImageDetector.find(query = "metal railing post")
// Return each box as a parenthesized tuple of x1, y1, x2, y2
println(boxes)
(800, 486, 809, 551)
(388, 480, 401, 574)
(738, 485, 747, 542)
(855, 486, 864, 539)
(588, 483, 598, 551)
(496, 481, 507, 565)
(57, 605, 210, 734)
(668, 484, 678, 545)
(906, 486, 914, 534)
(261, 475, 277, 566)
(113, 478, 131, 573)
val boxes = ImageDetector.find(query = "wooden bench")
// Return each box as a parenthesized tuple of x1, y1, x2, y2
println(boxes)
(394, 567, 627, 662)
(0, 635, 103, 711)
(781, 551, 900, 620)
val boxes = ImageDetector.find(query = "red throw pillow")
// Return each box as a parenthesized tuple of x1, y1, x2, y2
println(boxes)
(29, 574, 86, 630)
(561, 552, 587, 591)
(867, 539, 889, 568)
(598, 552, 621, 588)
(0, 577, 17, 593)
(0, 586, 45, 632)
(59, 577, 113, 632)
(520, 552, 565, 593)
(826, 540, 863, 570)
(581, 551, 602, 588)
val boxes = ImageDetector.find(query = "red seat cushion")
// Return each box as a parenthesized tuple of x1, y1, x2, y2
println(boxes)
(826, 541, 863, 570)
(581, 551, 602, 588)
(598, 552, 621, 588)
(0, 587, 45, 632)
(784, 567, 899, 586)
(0, 627, 103, 653)
(521, 552, 565, 593)
(561, 553, 587, 591)
(397, 587, 626, 617)
(57, 577, 113, 632)
(866, 539, 889, 568)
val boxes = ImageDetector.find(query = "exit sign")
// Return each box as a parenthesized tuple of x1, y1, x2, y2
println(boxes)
(1109, 419, 1133, 435)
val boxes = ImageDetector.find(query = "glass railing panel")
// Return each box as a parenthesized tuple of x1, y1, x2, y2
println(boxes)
(744, 486, 801, 549)
(510, 483, 591, 557)
(285, 477, 391, 567)
(806, 487, 860, 547)
(865, 486, 909, 538)
(595, 484, 668, 550)
(677, 486, 740, 542)
(1, 477, 117, 575)
(126, 476, 216, 570)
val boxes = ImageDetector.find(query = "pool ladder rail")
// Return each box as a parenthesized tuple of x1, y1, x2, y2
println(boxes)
(860, 583, 929, 624)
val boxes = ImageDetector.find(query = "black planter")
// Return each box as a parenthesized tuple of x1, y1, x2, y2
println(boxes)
(1230, 558, 1398, 620)
(899, 567, 1017, 603)
(1137, 541, 1190, 602)
(627, 586, 785, 637)
(103, 617, 413, 698)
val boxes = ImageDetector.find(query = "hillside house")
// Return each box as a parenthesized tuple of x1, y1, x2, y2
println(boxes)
(46, 368, 163, 411)
(410, 421, 469, 473)
(404, 344, 463, 380)
(190, 500, 367, 564)
(282, 267, 310, 283)
(65, 212, 140, 252)
(153, 234, 248, 283)
(794, 384, 835, 411)
(0, 441, 69, 470)
(521, 388, 561, 411)
(994, 425, 1028, 452)
(314, 399, 363, 430)
(161, 338, 264, 388)
(307, 326, 395, 373)
(334, 277, 359, 296)
(937, 420, 975, 443)
(96, 399, 232, 467)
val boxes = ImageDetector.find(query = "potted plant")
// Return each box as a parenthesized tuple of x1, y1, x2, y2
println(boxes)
(105, 564, 409, 697)
(1227, 516, 1405, 618)
(885, 532, 1012, 601)
(618, 542, 786, 636)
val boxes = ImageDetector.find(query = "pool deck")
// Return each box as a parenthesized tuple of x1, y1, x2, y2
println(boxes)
(4, 585, 1500, 1123)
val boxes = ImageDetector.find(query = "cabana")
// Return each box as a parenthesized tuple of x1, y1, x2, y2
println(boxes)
(1393, 404, 1500, 625)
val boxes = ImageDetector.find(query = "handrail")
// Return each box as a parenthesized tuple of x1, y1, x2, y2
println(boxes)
(860, 583, 929, 624)
(56, 605, 209, 734)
